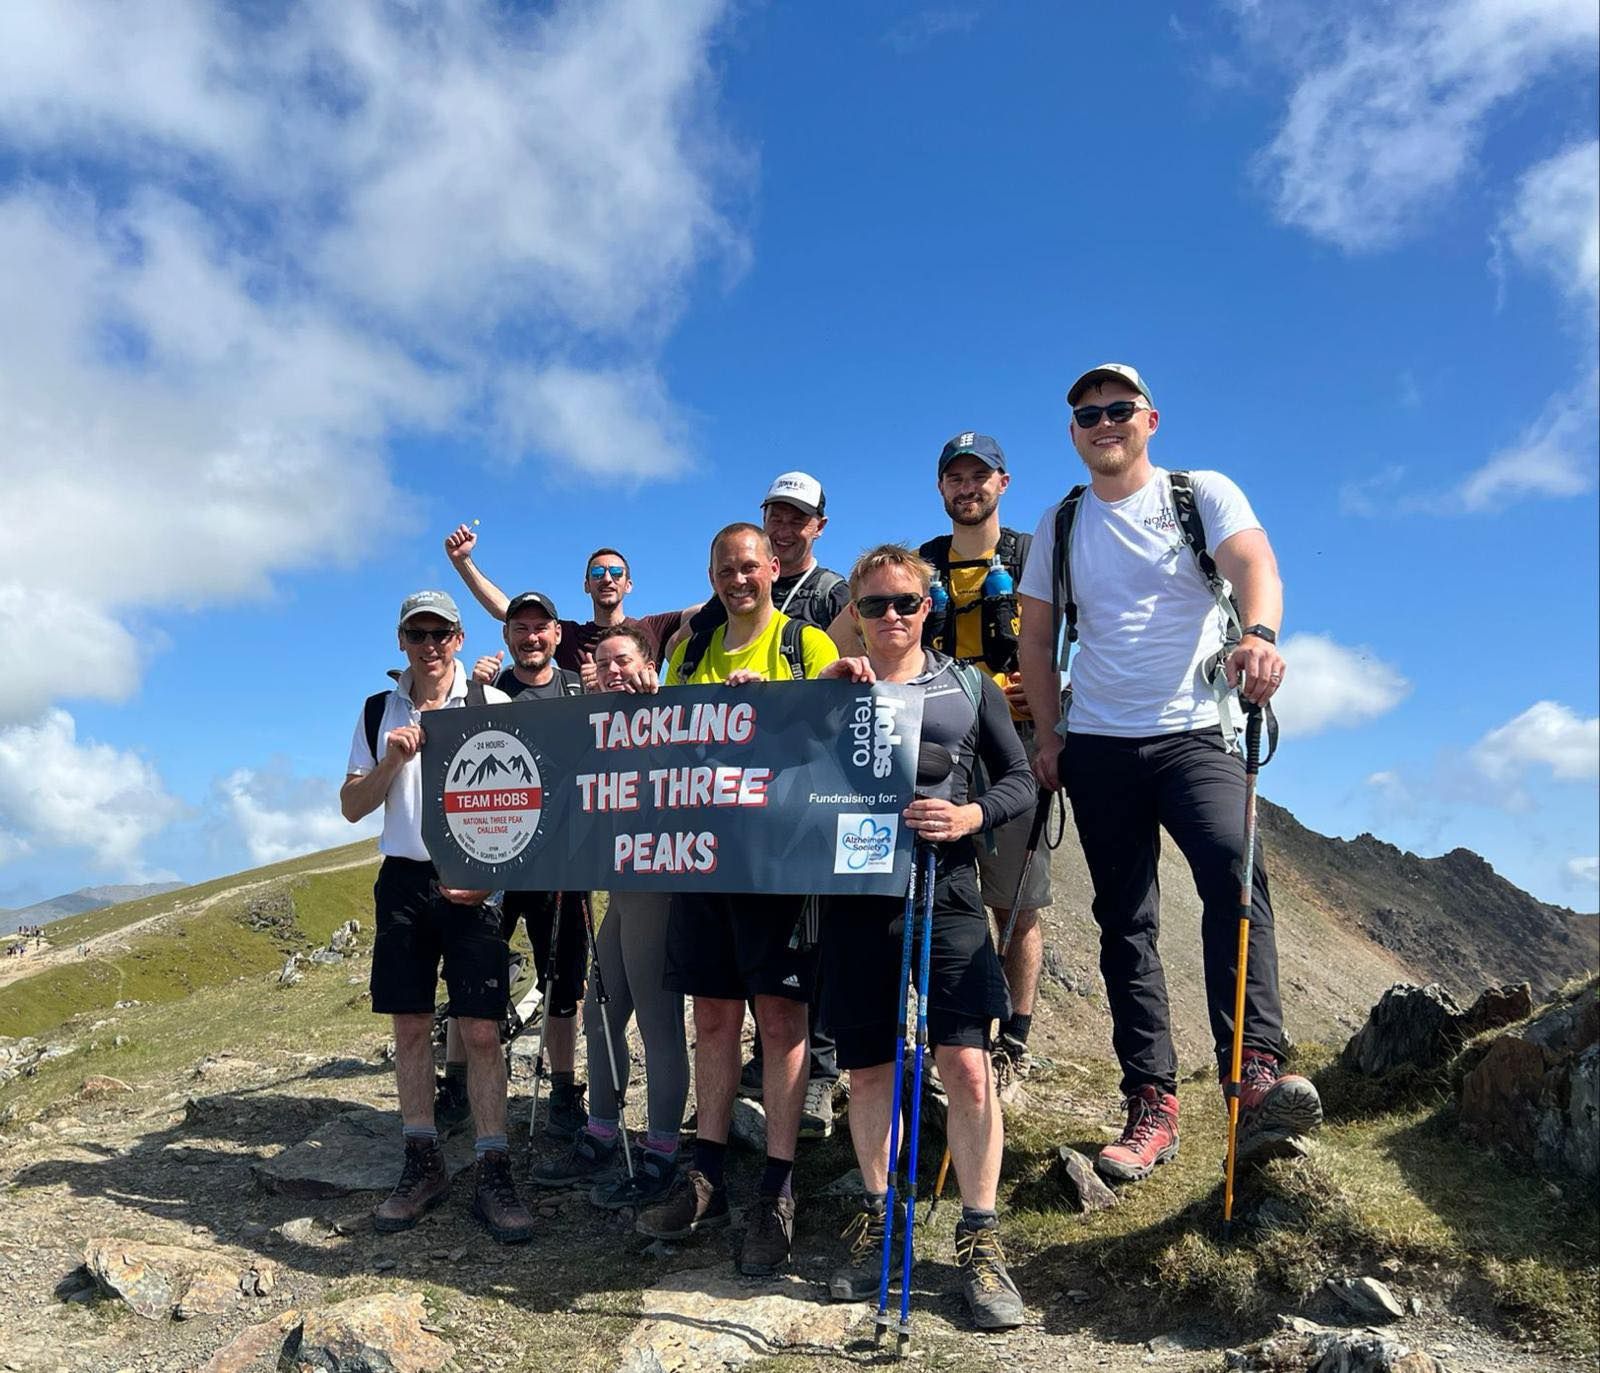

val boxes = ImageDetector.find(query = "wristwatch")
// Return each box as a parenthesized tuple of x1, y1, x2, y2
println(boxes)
(1239, 623, 1278, 645)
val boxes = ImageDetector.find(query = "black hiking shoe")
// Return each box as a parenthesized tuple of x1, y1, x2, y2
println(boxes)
(590, 1148, 678, 1211)
(372, 1138, 450, 1233)
(636, 1168, 730, 1241)
(530, 1129, 617, 1189)
(828, 1200, 887, 1301)
(545, 1080, 587, 1140)
(953, 1221, 1025, 1329)
(739, 1192, 795, 1276)
(798, 1079, 835, 1141)
(471, 1149, 536, 1244)
(737, 1056, 763, 1100)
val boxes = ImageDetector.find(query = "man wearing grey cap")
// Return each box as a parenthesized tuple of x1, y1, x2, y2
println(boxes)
(1016, 363, 1321, 1186)
(340, 591, 537, 1244)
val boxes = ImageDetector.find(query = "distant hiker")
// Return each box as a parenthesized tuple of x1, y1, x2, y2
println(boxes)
(532, 622, 691, 1212)
(636, 523, 851, 1277)
(339, 590, 537, 1244)
(668, 471, 849, 1141)
(444, 526, 696, 670)
(821, 544, 1031, 1330)
(1015, 362, 1322, 1184)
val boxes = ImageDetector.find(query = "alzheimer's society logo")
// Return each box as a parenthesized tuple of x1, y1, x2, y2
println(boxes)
(836, 813, 897, 874)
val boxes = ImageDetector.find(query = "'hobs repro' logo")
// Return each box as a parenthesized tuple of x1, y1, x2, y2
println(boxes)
(849, 693, 909, 780)
(443, 729, 543, 865)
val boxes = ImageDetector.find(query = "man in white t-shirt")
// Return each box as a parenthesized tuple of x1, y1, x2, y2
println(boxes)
(340, 590, 536, 1243)
(1016, 363, 1322, 1185)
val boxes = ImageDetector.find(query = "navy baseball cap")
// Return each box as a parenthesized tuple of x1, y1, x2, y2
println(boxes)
(937, 432, 1007, 476)
(505, 591, 559, 622)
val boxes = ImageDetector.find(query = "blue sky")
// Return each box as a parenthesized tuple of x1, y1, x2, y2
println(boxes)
(1, 0, 1596, 909)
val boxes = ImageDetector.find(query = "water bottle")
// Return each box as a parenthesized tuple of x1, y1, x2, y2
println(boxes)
(982, 554, 1013, 600)
(929, 575, 950, 615)
(925, 575, 949, 651)
(981, 555, 1019, 671)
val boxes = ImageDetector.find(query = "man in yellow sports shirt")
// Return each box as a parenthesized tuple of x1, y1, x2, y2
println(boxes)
(637, 522, 850, 1277)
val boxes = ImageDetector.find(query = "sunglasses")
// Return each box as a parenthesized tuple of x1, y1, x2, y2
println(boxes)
(1072, 400, 1148, 427)
(588, 564, 628, 582)
(856, 593, 925, 619)
(402, 627, 458, 644)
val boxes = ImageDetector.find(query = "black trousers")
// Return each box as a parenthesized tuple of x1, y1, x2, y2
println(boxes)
(1062, 726, 1284, 1096)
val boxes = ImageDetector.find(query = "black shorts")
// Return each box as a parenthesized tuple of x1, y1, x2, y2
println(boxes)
(664, 892, 818, 1002)
(369, 857, 510, 1021)
(820, 859, 1010, 1070)
(502, 890, 588, 1018)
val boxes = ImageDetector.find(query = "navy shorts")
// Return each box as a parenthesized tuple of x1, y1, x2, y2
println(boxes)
(369, 857, 510, 1021)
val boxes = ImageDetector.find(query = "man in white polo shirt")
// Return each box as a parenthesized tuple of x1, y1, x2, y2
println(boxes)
(1016, 363, 1322, 1185)
(340, 590, 535, 1243)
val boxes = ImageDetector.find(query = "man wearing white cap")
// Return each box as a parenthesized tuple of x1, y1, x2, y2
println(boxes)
(1016, 364, 1321, 1186)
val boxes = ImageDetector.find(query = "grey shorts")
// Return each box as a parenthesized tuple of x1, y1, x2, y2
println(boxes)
(977, 727, 1052, 912)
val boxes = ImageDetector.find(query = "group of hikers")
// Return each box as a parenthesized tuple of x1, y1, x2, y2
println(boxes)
(5, 927, 43, 957)
(340, 362, 1324, 1333)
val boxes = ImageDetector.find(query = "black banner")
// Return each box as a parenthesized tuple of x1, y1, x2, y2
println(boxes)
(421, 680, 926, 895)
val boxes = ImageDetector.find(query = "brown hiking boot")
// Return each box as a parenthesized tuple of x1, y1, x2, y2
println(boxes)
(636, 1168, 730, 1241)
(471, 1149, 536, 1244)
(739, 1192, 795, 1276)
(1095, 1085, 1180, 1182)
(373, 1137, 450, 1233)
(1232, 1051, 1323, 1162)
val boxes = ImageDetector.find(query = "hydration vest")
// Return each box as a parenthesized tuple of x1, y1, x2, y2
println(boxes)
(918, 527, 1031, 674)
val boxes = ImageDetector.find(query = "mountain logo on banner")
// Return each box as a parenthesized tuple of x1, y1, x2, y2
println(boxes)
(836, 813, 897, 874)
(441, 727, 545, 866)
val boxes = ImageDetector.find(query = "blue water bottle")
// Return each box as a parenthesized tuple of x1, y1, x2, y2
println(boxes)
(982, 554, 1013, 600)
(929, 575, 950, 616)
(981, 554, 1018, 671)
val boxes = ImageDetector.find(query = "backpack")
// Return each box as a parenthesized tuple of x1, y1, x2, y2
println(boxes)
(676, 615, 810, 684)
(363, 679, 488, 760)
(499, 666, 583, 699)
(918, 527, 1031, 673)
(776, 566, 846, 629)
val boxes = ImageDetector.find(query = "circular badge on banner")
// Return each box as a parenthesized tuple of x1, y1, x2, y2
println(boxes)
(441, 727, 545, 866)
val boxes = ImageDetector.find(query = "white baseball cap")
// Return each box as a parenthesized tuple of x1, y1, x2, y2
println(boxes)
(1066, 362, 1154, 407)
(762, 471, 826, 517)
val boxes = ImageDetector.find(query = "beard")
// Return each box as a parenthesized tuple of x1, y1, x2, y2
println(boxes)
(512, 648, 550, 671)
(1077, 429, 1147, 476)
(943, 491, 999, 526)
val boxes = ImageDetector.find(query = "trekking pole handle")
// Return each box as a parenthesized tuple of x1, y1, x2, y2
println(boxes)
(1243, 700, 1263, 776)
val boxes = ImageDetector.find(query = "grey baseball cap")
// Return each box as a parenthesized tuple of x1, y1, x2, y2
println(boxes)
(504, 591, 559, 622)
(1066, 362, 1154, 407)
(398, 590, 462, 626)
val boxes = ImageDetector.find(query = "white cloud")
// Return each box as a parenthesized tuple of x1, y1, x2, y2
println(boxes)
(217, 766, 376, 867)
(1499, 139, 1600, 309)
(1271, 633, 1411, 736)
(1456, 373, 1599, 510)
(0, 710, 181, 874)
(1471, 701, 1600, 783)
(1567, 855, 1600, 886)
(1249, 0, 1597, 250)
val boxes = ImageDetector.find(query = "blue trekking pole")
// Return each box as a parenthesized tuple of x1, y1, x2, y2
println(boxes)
(874, 854, 920, 1346)
(896, 841, 938, 1355)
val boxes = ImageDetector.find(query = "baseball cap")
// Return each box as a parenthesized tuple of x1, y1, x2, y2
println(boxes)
(763, 471, 826, 517)
(505, 591, 559, 622)
(398, 590, 462, 626)
(937, 432, 1007, 477)
(1066, 362, 1154, 407)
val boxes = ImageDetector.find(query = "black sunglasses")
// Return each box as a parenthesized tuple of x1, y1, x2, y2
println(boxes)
(856, 593, 925, 619)
(402, 627, 458, 644)
(1072, 400, 1147, 427)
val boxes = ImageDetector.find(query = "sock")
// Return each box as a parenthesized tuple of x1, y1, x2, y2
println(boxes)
(760, 1154, 795, 1200)
(1002, 1013, 1032, 1044)
(694, 1138, 728, 1190)
(586, 1116, 619, 1142)
(552, 1069, 576, 1090)
(960, 1205, 998, 1231)
(402, 1123, 439, 1145)
(444, 1061, 467, 1083)
(863, 1189, 887, 1214)
(475, 1132, 509, 1159)
(644, 1132, 680, 1158)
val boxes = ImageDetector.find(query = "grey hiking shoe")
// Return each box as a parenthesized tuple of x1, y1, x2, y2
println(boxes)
(590, 1148, 678, 1211)
(799, 1079, 835, 1141)
(992, 1033, 1031, 1105)
(637, 1168, 730, 1240)
(828, 1201, 887, 1301)
(372, 1138, 450, 1233)
(739, 1192, 795, 1276)
(953, 1222, 1025, 1329)
(471, 1149, 536, 1244)
(545, 1080, 587, 1140)
(530, 1129, 617, 1189)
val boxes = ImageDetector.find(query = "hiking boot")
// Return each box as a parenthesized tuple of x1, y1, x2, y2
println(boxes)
(828, 1200, 887, 1301)
(992, 1033, 1031, 1105)
(530, 1129, 617, 1189)
(471, 1149, 536, 1244)
(737, 1055, 763, 1100)
(372, 1137, 450, 1233)
(1095, 1085, 1180, 1182)
(434, 1072, 471, 1131)
(590, 1148, 678, 1211)
(636, 1168, 731, 1240)
(799, 1079, 835, 1141)
(953, 1221, 1025, 1329)
(545, 1080, 587, 1140)
(1232, 1051, 1323, 1162)
(739, 1192, 795, 1276)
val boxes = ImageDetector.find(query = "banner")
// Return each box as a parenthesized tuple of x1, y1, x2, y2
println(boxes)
(421, 680, 925, 895)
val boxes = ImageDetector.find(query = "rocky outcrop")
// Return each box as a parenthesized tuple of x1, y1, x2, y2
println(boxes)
(1341, 982, 1532, 1076)
(251, 1107, 477, 1198)
(82, 1237, 273, 1321)
(198, 1293, 450, 1373)
(1226, 1315, 1445, 1371)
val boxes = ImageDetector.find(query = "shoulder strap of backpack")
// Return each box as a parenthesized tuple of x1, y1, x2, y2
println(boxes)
(363, 691, 389, 761)
(1049, 486, 1088, 671)
(466, 680, 487, 707)
(949, 658, 983, 715)
(1168, 471, 1241, 636)
(677, 627, 715, 682)
(556, 668, 584, 696)
(917, 535, 953, 576)
(779, 617, 808, 681)
(996, 527, 1031, 583)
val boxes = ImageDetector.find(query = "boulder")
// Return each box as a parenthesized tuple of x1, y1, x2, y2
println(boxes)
(251, 1107, 476, 1198)
(82, 1237, 266, 1321)
(1055, 1146, 1117, 1212)
(78, 1075, 132, 1098)
(196, 1311, 302, 1373)
(1226, 1317, 1445, 1372)
(1341, 983, 1465, 1076)
(291, 1292, 451, 1372)
(1326, 1274, 1405, 1322)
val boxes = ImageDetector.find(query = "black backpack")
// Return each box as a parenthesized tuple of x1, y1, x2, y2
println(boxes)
(676, 616, 810, 683)
(918, 526, 1031, 673)
(777, 566, 846, 629)
(363, 679, 489, 760)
